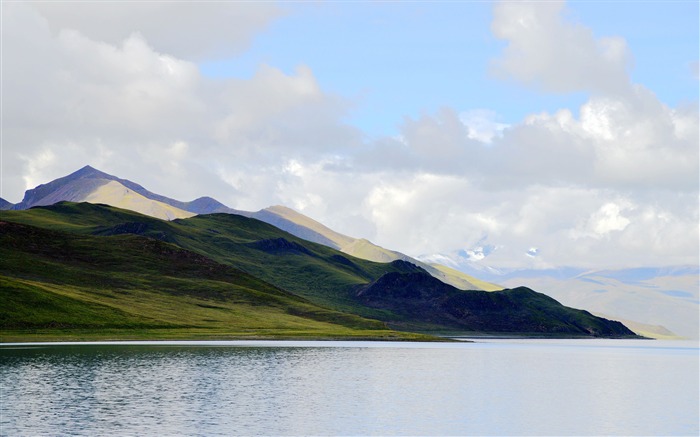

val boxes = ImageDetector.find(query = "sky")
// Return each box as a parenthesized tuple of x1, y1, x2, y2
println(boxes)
(2, 1, 698, 271)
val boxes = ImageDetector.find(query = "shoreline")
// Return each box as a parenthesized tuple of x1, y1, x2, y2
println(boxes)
(1, 331, 648, 345)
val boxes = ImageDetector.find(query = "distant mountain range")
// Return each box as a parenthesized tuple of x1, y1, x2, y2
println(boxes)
(1, 166, 497, 292)
(3, 165, 696, 339)
(495, 267, 698, 339)
(418, 256, 699, 339)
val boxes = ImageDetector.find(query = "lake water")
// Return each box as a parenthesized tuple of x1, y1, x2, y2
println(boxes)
(1, 339, 698, 436)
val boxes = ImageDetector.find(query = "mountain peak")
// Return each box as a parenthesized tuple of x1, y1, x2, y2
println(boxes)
(266, 205, 295, 213)
(15, 165, 116, 208)
(12, 165, 243, 217)
(71, 165, 110, 179)
(185, 196, 242, 214)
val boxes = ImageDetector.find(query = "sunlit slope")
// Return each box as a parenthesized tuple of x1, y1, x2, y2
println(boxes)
(83, 180, 196, 220)
(6, 165, 194, 221)
(428, 263, 502, 291)
(0, 220, 425, 342)
(252, 205, 354, 249)
(254, 205, 495, 291)
(7, 165, 242, 218)
(593, 313, 682, 340)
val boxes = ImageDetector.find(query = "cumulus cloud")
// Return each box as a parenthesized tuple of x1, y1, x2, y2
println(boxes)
(492, 88, 699, 191)
(2, 3, 358, 206)
(352, 88, 697, 194)
(348, 1, 698, 196)
(321, 1, 698, 268)
(2, 1, 697, 271)
(459, 110, 510, 144)
(334, 172, 696, 269)
(31, 2, 282, 59)
(571, 201, 633, 239)
(490, 0, 632, 95)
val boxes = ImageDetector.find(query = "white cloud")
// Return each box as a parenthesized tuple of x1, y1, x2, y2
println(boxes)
(2, 1, 697, 272)
(31, 2, 282, 59)
(502, 88, 697, 191)
(490, 0, 632, 95)
(592, 203, 631, 235)
(1, 3, 357, 206)
(353, 86, 697, 194)
(459, 109, 510, 144)
(19, 147, 56, 192)
(571, 201, 633, 239)
(212, 64, 359, 159)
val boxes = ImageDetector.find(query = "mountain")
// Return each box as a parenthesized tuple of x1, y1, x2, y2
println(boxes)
(420, 255, 698, 339)
(356, 271, 634, 336)
(249, 205, 501, 291)
(0, 218, 426, 341)
(497, 267, 699, 340)
(6, 166, 681, 338)
(0, 202, 639, 339)
(8, 166, 498, 291)
(0, 198, 13, 210)
(8, 165, 196, 220)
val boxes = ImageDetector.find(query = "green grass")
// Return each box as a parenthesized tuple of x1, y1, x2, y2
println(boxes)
(0, 328, 438, 343)
(2, 203, 415, 317)
(0, 218, 436, 342)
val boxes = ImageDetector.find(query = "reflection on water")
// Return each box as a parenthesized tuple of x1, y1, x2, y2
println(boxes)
(1, 340, 698, 436)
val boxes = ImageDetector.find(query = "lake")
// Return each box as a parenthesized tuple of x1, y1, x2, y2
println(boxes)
(1, 339, 698, 436)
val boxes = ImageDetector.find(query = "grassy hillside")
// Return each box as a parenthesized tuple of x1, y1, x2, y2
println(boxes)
(1, 203, 415, 317)
(1, 203, 640, 339)
(0, 220, 430, 342)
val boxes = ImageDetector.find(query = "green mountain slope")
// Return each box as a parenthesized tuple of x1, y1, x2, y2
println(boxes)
(1, 203, 640, 338)
(0, 220, 428, 342)
(499, 271, 697, 339)
(1, 203, 417, 317)
(356, 272, 636, 336)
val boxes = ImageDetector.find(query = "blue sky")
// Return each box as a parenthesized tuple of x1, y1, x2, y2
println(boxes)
(200, 1, 698, 138)
(3, 1, 699, 269)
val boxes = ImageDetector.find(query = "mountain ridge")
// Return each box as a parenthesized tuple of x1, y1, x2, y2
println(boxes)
(3, 165, 690, 338)
(1, 202, 640, 339)
(5, 165, 497, 291)
(355, 271, 634, 336)
(5, 165, 247, 216)
(417, 255, 696, 339)
(1, 218, 428, 341)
